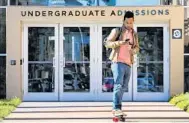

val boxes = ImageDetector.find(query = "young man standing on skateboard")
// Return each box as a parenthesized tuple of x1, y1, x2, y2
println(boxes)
(104, 11, 139, 116)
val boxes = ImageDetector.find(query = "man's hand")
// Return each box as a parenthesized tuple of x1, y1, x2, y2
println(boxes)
(122, 40, 130, 45)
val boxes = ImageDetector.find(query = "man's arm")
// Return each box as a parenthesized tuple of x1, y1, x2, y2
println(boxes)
(104, 28, 126, 49)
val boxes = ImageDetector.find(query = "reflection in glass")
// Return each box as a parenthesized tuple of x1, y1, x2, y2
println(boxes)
(137, 27, 164, 92)
(28, 27, 55, 61)
(28, 27, 55, 92)
(138, 27, 163, 61)
(184, 7, 189, 92)
(184, 7, 189, 53)
(102, 63, 113, 92)
(0, 8, 6, 54)
(49, 0, 95, 6)
(0, 57, 6, 98)
(184, 56, 189, 92)
(63, 63, 90, 92)
(28, 64, 54, 92)
(98, 0, 115, 6)
(116, 0, 159, 6)
(0, 0, 7, 6)
(10, 0, 96, 6)
(138, 63, 163, 92)
(161, 0, 173, 5)
(63, 27, 90, 92)
(10, 0, 161, 6)
(10, 0, 48, 6)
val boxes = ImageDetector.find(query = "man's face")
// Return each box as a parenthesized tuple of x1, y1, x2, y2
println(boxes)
(123, 18, 134, 30)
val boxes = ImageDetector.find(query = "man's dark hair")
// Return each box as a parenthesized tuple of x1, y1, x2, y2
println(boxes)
(123, 11, 134, 21)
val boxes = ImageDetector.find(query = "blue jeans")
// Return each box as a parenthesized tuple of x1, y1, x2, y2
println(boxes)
(111, 62, 131, 110)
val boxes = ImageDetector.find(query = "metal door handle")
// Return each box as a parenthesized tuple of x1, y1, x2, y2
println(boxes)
(53, 57, 55, 67)
(137, 57, 139, 67)
(63, 57, 65, 68)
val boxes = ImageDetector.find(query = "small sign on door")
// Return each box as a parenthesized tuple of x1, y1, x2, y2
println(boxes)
(172, 29, 182, 39)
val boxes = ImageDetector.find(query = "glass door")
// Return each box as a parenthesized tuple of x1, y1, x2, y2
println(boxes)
(96, 25, 133, 101)
(23, 24, 169, 102)
(59, 24, 97, 101)
(23, 24, 59, 101)
(133, 24, 169, 101)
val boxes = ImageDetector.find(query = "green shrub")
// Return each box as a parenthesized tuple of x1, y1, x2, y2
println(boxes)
(169, 93, 189, 105)
(0, 97, 21, 120)
(186, 107, 189, 113)
(176, 99, 189, 111)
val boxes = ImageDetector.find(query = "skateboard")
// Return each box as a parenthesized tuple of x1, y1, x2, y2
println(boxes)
(112, 113, 126, 122)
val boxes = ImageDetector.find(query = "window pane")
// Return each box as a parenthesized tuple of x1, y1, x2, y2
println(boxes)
(10, 0, 96, 6)
(138, 63, 163, 92)
(28, 63, 54, 92)
(116, 0, 160, 6)
(177, 0, 183, 5)
(28, 27, 55, 61)
(10, 0, 161, 6)
(10, 0, 47, 6)
(0, 0, 7, 6)
(98, 0, 115, 6)
(0, 8, 6, 54)
(10, 0, 16, 5)
(0, 57, 6, 99)
(162, 0, 173, 5)
(49, 0, 95, 6)
(137, 27, 164, 92)
(184, 56, 189, 92)
(63, 27, 90, 92)
(28, 27, 55, 93)
(184, 0, 189, 6)
(185, 7, 189, 53)
(161, 0, 184, 5)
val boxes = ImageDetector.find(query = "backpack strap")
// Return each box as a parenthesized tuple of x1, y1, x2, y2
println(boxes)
(131, 31, 137, 49)
(115, 27, 122, 41)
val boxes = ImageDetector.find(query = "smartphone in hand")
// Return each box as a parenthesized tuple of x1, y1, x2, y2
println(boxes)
(125, 39, 130, 42)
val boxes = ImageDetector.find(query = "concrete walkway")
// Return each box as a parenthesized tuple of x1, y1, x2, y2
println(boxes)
(2, 102, 189, 123)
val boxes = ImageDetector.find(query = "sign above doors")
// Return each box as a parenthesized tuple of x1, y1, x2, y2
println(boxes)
(21, 9, 170, 17)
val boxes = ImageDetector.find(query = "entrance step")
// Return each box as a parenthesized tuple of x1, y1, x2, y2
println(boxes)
(3, 102, 189, 123)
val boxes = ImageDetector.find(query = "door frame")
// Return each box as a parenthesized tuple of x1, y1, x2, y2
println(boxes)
(59, 24, 98, 101)
(23, 24, 59, 101)
(133, 24, 170, 101)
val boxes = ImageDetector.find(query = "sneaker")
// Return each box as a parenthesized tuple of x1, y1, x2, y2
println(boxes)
(112, 109, 123, 116)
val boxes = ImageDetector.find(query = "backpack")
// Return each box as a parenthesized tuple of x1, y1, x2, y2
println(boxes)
(104, 27, 122, 59)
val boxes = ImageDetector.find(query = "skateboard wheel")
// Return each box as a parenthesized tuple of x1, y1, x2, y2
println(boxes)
(120, 117, 125, 122)
(113, 117, 119, 122)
